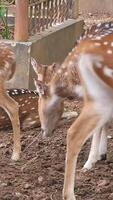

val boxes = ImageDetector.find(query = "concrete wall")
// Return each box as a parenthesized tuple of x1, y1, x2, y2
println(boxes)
(6, 41, 31, 89)
(30, 19, 84, 89)
(5, 19, 84, 89)
(79, 0, 113, 14)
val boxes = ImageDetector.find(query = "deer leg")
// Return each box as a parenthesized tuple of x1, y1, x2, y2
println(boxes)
(83, 128, 102, 170)
(2, 94, 21, 160)
(63, 103, 103, 200)
(83, 126, 107, 170)
(99, 127, 107, 160)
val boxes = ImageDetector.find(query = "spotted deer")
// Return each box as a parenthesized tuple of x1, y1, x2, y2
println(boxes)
(0, 43, 21, 161)
(33, 21, 113, 200)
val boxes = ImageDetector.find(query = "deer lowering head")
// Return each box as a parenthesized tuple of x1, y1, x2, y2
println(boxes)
(32, 59, 64, 136)
(0, 42, 21, 161)
(33, 21, 113, 200)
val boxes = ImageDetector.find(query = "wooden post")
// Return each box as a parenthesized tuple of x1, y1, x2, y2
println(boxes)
(14, 0, 29, 41)
(72, 0, 79, 19)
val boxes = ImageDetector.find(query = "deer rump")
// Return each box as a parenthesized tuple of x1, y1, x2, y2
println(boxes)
(0, 88, 40, 131)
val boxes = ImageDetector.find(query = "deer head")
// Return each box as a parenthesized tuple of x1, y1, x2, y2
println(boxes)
(34, 78, 64, 137)
(31, 59, 65, 136)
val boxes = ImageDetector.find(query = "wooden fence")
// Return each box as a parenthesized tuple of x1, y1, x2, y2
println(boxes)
(29, 0, 73, 35)
(14, 0, 78, 41)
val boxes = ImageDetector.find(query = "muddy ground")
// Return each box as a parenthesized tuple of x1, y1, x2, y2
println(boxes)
(0, 99, 113, 200)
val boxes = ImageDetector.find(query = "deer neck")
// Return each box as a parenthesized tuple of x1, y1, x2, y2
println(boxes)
(50, 51, 78, 99)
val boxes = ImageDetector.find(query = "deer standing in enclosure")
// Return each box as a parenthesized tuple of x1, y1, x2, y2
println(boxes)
(0, 43, 21, 160)
(34, 22, 113, 200)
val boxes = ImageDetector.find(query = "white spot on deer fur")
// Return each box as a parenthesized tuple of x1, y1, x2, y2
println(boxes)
(35, 115, 39, 119)
(103, 66, 113, 78)
(62, 64, 66, 69)
(95, 36, 101, 40)
(22, 91, 25, 94)
(72, 48, 75, 52)
(29, 120, 37, 125)
(22, 104, 25, 107)
(1, 116, 5, 119)
(94, 29, 98, 33)
(68, 61, 73, 66)
(97, 23, 101, 27)
(68, 52, 72, 56)
(57, 69, 62, 74)
(25, 100, 28, 103)
(31, 107, 35, 110)
(7, 54, 14, 58)
(105, 23, 109, 28)
(94, 42, 101, 46)
(19, 98, 23, 101)
(28, 96, 32, 99)
(64, 72, 68, 76)
(103, 41, 108, 45)
(27, 117, 32, 121)
(22, 110, 27, 114)
(111, 42, 113, 47)
(107, 49, 112, 54)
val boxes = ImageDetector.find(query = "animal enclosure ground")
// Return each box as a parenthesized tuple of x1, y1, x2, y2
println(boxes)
(0, 99, 113, 200)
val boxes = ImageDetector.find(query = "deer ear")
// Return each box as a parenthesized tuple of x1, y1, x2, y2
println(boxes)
(33, 78, 48, 97)
(31, 57, 42, 75)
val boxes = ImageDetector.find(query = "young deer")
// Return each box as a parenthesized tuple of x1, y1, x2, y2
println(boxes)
(0, 43, 20, 160)
(34, 21, 113, 200)
(32, 58, 64, 136)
